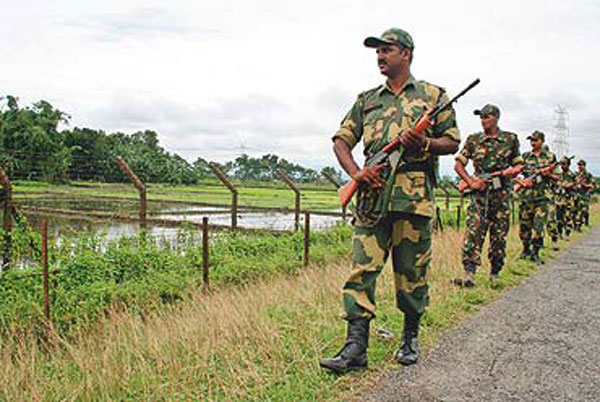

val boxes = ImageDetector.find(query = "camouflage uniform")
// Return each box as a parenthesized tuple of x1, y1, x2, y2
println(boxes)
(518, 147, 557, 252)
(455, 129, 522, 274)
(574, 168, 594, 228)
(333, 75, 460, 320)
(554, 167, 576, 238)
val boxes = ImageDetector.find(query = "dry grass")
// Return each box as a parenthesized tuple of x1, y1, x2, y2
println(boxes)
(1, 204, 597, 401)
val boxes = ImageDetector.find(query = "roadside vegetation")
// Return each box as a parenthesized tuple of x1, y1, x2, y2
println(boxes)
(1, 197, 596, 400)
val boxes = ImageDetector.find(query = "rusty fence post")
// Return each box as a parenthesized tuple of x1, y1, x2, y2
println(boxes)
(208, 162, 238, 229)
(277, 169, 301, 232)
(439, 185, 450, 211)
(321, 171, 346, 220)
(114, 156, 147, 230)
(304, 212, 310, 267)
(202, 217, 209, 290)
(41, 218, 50, 324)
(0, 168, 12, 269)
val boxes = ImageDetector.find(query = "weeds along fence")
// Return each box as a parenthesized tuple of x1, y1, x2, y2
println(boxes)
(0, 160, 517, 335)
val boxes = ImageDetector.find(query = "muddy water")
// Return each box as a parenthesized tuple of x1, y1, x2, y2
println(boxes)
(17, 197, 345, 241)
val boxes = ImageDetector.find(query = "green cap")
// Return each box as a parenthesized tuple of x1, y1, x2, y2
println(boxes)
(473, 104, 500, 118)
(560, 156, 571, 165)
(526, 131, 545, 141)
(364, 28, 415, 50)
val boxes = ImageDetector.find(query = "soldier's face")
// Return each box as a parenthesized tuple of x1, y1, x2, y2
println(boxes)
(529, 138, 543, 151)
(376, 44, 409, 78)
(561, 163, 569, 172)
(578, 163, 585, 172)
(479, 114, 498, 131)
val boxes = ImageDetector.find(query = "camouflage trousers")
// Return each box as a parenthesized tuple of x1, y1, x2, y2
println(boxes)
(462, 189, 510, 273)
(573, 196, 588, 228)
(519, 200, 548, 248)
(342, 212, 431, 321)
(554, 202, 574, 238)
(547, 201, 558, 240)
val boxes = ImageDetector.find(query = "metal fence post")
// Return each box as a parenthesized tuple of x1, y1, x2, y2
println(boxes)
(321, 171, 346, 219)
(304, 212, 310, 267)
(0, 169, 12, 269)
(114, 156, 147, 230)
(41, 218, 50, 324)
(202, 217, 209, 290)
(208, 162, 238, 229)
(276, 169, 301, 232)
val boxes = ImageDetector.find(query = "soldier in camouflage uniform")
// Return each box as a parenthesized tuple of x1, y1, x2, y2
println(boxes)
(552, 156, 577, 239)
(574, 159, 595, 229)
(515, 131, 557, 263)
(320, 28, 460, 374)
(453, 104, 523, 286)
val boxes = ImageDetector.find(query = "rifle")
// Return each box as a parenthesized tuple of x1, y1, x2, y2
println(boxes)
(513, 162, 558, 192)
(338, 78, 481, 207)
(458, 165, 523, 194)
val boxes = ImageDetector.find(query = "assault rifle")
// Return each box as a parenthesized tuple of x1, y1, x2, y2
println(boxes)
(458, 165, 523, 194)
(338, 78, 481, 207)
(513, 162, 558, 192)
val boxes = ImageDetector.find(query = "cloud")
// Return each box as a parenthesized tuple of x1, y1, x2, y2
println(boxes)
(60, 7, 217, 41)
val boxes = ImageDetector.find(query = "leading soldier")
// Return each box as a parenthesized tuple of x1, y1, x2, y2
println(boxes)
(454, 104, 523, 287)
(320, 28, 460, 374)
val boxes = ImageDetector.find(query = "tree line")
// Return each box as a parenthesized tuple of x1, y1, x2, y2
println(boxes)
(0, 96, 342, 185)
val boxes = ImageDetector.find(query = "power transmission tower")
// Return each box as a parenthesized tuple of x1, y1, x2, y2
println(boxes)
(552, 105, 569, 159)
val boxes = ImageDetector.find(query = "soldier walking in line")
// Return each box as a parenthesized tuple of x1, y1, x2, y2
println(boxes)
(574, 159, 595, 230)
(515, 131, 557, 263)
(320, 28, 460, 374)
(453, 104, 523, 287)
(552, 156, 577, 240)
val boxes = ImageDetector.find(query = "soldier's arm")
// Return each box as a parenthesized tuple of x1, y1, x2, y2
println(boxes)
(333, 138, 384, 189)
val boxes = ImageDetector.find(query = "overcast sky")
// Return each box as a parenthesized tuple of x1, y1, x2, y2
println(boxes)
(1, 0, 599, 176)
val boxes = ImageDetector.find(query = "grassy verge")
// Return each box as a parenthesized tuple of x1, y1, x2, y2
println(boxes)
(1, 204, 596, 400)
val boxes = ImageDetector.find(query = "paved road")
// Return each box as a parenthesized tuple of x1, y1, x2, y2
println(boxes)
(363, 227, 600, 402)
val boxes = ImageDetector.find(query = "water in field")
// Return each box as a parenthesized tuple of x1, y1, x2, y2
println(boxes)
(15, 197, 346, 242)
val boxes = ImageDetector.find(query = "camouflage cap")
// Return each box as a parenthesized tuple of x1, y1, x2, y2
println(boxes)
(559, 156, 571, 165)
(578, 159, 586, 166)
(473, 104, 500, 118)
(364, 28, 414, 50)
(526, 130, 545, 141)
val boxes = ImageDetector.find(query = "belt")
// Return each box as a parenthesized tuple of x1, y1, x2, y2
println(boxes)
(396, 161, 430, 173)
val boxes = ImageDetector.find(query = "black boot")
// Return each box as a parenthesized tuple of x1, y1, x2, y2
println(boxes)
(320, 318, 370, 374)
(396, 314, 420, 366)
(551, 237, 559, 251)
(530, 242, 545, 264)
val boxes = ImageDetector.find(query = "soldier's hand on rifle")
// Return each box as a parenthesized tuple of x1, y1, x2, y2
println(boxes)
(399, 129, 425, 151)
(521, 177, 535, 188)
(468, 177, 486, 191)
(501, 165, 523, 178)
(352, 164, 385, 189)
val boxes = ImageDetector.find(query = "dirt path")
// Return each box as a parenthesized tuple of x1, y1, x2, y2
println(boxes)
(362, 227, 600, 401)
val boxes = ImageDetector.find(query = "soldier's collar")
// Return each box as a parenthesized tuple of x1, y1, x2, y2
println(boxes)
(379, 75, 417, 96)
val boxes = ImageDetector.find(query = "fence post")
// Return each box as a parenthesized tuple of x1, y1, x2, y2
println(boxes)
(439, 184, 450, 211)
(304, 212, 310, 267)
(0, 168, 12, 269)
(208, 162, 238, 229)
(114, 156, 147, 230)
(276, 169, 301, 232)
(41, 218, 50, 324)
(202, 217, 209, 291)
(321, 171, 346, 219)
